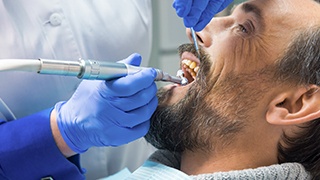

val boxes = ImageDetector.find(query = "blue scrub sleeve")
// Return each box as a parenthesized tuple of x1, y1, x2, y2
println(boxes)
(0, 108, 85, 180)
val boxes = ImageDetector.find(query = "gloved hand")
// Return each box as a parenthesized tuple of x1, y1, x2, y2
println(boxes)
(54, 53, 158, 153)
(173, 0, 233, 31)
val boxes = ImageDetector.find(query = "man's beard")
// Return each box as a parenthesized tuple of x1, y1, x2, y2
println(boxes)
(145, 44, 273, 153)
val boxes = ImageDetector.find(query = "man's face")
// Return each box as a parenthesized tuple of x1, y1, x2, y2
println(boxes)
(145, 0, 320, 152)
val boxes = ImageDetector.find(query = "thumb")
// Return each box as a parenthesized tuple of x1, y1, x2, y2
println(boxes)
(118, 53, 142, 66)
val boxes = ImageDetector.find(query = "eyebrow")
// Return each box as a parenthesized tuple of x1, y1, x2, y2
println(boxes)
(241, 2, 262, 20)
(231, 2, 265, 31)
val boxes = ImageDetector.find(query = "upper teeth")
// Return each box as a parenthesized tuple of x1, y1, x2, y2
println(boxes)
(182, 59, 199, 78)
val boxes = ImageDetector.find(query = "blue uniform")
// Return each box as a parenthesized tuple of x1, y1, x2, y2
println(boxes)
(0, 109, 84, 179)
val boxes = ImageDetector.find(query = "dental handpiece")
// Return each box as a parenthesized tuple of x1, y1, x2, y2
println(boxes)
(37, 58, 188, 85)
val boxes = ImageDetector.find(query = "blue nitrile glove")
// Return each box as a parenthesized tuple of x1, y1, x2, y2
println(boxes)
(173, 0, 233, 31)
(54, 53, 158, 153)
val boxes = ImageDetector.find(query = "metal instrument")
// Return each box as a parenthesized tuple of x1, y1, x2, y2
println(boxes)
(0, 58, 188, 85)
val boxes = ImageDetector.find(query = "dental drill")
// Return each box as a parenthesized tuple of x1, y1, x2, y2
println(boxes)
(0, 58, 188, 85)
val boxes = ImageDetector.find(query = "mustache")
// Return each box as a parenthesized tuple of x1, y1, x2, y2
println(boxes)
(177, 43, 209, 63)
(178, 43, 198, 57)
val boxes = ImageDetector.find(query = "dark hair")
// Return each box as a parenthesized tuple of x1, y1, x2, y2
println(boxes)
(275, 27, 320, 179)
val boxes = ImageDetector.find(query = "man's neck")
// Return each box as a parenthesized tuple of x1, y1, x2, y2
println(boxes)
(180, 140, 279, 175)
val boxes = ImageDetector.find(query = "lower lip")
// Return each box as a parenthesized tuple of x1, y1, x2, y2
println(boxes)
(163, 83, 179, 90)
(162, 80, 192, 92)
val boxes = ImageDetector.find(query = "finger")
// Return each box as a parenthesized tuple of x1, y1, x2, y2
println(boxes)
(103, 68, 157, 97)
(193, 0, 225, 31)
(172, 0, 193, 17)
(183, 0, 209, 28)
(114, 96, 158, 128)
(193, 7, 215, 31)
(107, 120, 150, 146)
(110, 83, 157, 112)
(117, 53, 142, 66)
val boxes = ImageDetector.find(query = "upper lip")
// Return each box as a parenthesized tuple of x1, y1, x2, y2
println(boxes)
(180, 51, 200, 65)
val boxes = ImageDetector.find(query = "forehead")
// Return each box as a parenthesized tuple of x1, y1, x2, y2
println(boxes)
(246, 0, 320, 28)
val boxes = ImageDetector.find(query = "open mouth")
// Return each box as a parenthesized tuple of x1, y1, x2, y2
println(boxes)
(179, 51, 200, 85)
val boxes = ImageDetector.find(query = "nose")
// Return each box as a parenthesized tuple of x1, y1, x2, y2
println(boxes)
(186, 17, 234, 48)
(186, 28, 208, 47)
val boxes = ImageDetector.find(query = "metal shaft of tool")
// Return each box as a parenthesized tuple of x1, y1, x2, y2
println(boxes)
(38, 58, 187, 85)
(190, 27, 200, 59)
(154, 69, 188, 85)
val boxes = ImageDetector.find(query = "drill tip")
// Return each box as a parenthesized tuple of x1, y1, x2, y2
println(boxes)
(176, 69, 189, 86)
(180, 77, 189, 86)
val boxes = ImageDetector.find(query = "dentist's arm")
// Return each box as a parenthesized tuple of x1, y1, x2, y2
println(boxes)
(51, 110, 76, 157)
(0, 109, 85, 179)
(173, 0, 233, 31)
(0, 53, 156, 179)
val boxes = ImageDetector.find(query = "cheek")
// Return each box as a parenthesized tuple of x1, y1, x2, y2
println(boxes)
(205, 39, 240, 82)
(229, 36, 271, 74)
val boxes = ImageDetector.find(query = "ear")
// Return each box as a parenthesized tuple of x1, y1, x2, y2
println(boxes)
(266, 85, 320, 125)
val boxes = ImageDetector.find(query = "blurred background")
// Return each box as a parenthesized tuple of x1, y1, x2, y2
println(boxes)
(149, 0, 245, 87)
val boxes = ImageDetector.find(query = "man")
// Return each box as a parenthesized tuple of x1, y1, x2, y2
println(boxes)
(143, 0, 320, 179)
(0, 0, 233, 179)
